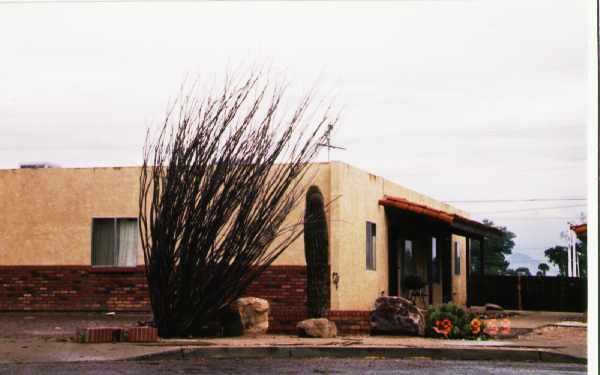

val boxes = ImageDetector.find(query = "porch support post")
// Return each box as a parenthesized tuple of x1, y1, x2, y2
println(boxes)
(478, 237, 486, 307)
(466, 237, 471, 306)
(427, 236, 432, 306)
(443, 232, 453, 303)
(480, 237, 486, 276)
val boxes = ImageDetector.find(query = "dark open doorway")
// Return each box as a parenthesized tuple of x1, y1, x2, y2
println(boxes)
(386, 209, 450, 307)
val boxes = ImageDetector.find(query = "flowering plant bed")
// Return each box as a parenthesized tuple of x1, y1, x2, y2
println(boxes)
(425, 303, 486, 340)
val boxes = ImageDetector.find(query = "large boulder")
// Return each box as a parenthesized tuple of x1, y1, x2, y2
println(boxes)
(231, 297, 270, 334)
(370, 296, 425, 336)
(297, 318, 337, 338)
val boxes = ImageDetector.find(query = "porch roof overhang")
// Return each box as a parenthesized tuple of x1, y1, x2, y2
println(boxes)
(378, 196, 503, 239)
(570, 223, 587, 234)
(570, 223, 587, 238)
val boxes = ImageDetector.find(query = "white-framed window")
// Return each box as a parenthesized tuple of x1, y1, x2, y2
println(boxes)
(454, 240, 461, 275)
(91, 218, 138, 267)
(366, 221, 376, 270)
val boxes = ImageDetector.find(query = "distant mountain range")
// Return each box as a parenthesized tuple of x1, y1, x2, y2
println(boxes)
(506, 252, 556, 276)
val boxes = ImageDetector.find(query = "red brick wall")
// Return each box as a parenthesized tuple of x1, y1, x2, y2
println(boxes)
(0, 265, 370, 334)
(0, 266, 150, 311)
(328, 310, 371, 335)
(244, 266, 308, 333)
(0, 265, 308, 317)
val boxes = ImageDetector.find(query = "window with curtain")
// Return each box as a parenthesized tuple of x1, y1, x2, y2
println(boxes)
(92, 218, 138, 267)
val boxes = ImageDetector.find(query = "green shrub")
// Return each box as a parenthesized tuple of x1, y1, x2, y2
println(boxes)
(425, 303, 485, 339)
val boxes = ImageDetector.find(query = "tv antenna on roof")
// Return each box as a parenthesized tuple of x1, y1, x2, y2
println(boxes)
(317, 124, 346, 161)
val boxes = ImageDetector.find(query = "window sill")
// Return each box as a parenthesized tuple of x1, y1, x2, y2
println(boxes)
(90, 266, 143, 274)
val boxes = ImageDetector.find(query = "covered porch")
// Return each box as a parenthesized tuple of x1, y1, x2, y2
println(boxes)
(379, 196, 502, 308)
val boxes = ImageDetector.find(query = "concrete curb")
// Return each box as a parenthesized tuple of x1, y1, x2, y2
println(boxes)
(126, 346, 586, 364)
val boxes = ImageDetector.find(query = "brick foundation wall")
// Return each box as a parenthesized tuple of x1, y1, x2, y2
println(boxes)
(0, 266, 150, 311)
(0, 265, 371, 335)
(328, 310, 371, 335)
(243, 266, 308, 334)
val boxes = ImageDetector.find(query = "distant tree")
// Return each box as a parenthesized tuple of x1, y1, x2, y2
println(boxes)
(139, 72, 338, 338)
(536, 271, 543, 276)
(544, 246, 568, 276)
(544, 242, 587, 278)
(537, 263, 549, 276)
(480, 219, 515, 275)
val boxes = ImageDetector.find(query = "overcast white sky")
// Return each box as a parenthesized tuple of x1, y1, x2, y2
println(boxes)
(0, 1, 592, 273)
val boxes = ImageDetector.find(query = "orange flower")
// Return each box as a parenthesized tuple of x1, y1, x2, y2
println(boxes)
(470, 318, 482, 335)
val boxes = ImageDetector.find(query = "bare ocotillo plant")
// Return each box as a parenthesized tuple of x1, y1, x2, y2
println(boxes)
(139, 73, 338, 338)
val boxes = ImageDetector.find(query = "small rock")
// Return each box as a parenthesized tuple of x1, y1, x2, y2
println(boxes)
(231, 297, 270, 335)
(297, 318, 337, 338)
(105, 312, 116, 316)
(485, 303, 503, 312)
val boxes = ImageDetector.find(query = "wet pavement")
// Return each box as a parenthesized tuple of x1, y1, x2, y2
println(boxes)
(0, 358, 587, 374)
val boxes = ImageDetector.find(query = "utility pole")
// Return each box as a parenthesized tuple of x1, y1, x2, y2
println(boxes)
(567, 223, 573, 277)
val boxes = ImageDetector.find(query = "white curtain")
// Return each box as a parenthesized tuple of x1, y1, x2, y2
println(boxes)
(117, 219, 138, 266)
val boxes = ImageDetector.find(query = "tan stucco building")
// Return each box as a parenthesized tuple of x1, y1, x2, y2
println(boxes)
(0, 162, 499, 332)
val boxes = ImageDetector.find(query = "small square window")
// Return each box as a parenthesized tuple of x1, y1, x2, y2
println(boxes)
(92, 218, 138, 267)
(366, 221, 376, 270)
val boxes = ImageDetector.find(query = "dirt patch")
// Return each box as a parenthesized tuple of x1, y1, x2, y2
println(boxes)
(521, 325, 586, 344)
(0, 312, 151, 340)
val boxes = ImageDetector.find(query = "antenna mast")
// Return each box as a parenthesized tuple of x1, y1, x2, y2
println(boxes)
(317, 124, 346, 161)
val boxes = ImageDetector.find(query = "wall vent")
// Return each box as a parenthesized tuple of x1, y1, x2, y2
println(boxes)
(19, 162, 61, 169)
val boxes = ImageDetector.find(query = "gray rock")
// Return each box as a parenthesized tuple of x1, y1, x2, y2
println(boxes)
(296, 318, 337, 338)
(485, 303, 504, 312)
(370, 296, 425, 336)
(231, 297, 270, 334)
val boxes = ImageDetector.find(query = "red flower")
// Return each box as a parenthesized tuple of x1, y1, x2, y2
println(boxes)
(433, 319, 453, 337)
(441, 319, 452, 331)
